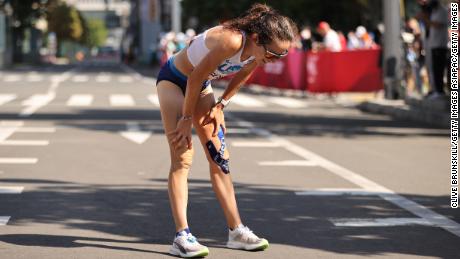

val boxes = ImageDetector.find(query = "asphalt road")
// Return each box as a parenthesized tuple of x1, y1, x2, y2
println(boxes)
(0, 62, 458, 259)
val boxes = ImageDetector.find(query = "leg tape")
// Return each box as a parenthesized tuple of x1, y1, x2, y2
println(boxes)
(205, 126, 229, 174)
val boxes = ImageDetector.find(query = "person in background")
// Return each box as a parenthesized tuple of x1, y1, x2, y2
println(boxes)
(355, 26, 375, 49)
(417, 0, 449, 99)
(347, 31, 361, 50)
(300, 26, 313, 51)
(337, 31, 347, 50)
(316, 21, 342, 52)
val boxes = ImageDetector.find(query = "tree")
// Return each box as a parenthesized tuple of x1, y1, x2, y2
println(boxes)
(83, 19, 108, 49)
(46, 2, 84, 56)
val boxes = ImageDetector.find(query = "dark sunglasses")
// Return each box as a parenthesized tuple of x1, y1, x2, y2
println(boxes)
(263, 44, 289, 59)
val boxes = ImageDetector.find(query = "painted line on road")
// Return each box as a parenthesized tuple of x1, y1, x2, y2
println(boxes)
(147, 94, 160, 107)
(19, 93, 56, 117)
(96, 74, 111, 82)
(0, 186, 24, 194)
(110, 94, 135, 106)
(231, 141, 281, 148)
(228, 114, 460, 238)
(231, 94, 267, 108)
(15, 127, 56, 133)
(258, 160, 317, 166)
(118, 75, 134, 83)
(267, 96, 308, 108)
(26, 74, 44, 82)
(330, 217, 433, 227)
(0, 216, 11, 226)
(295, 188, 386, 196)
(0, 140, 49, 146)
(71, 75, 89, 82)
(119, 121, 151, 144)
(0, 94, 17, 106)
(67, 94, 94, 106)
(0, 158, 38, 164)
(3, 75, 21, 82)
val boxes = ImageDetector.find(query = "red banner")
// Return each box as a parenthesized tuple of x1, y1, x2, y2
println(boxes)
(247, 48, 306, 90)
(305, 49, 383, 92)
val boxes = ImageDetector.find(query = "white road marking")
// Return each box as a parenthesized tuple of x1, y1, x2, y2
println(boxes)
(66, 94, 93, 106)
(266, 96, 308, 108)
(330, 218, 433, 227)
(0, 94, 17, 106)
(110, 94, 135, 106)
(0, 140, 49, 146)
(0, 121, 23, 141)
(295, 188, 385, 196)
(71, 75, 89, 82)
(95, 74, 111, 82)
(119, 122, 151, 144)
(225, 128, 252, 134)
(147, 94, 160, 107)
(0, 158, 38, 164)
(0, 186, 24, 194)
(3, 75, 21, 82)
(15, 127, 56, 133)
(118, 75, 134, 83)
(19, 93, 56, 117)
(231, 94, 267, 107)
(26, 74, 44, 82)
(258, 160, 317, 166)
(228, 115, 460, 238)
(0, 216, 11, 226)
(231, 141, 281, 148)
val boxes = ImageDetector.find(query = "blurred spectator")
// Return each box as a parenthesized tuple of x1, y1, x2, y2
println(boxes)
(405, 18, 425, 95)
(316, 21, 342, 52)
(417, 0, 449, 99)
(347, 31, 361, 50)
(300, 27, 313, 51)
(337, 31, 347, 50)
(355, 26, 376, 49)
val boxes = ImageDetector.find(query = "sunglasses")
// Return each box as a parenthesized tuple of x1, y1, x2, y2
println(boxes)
(263, 44, 289, 59)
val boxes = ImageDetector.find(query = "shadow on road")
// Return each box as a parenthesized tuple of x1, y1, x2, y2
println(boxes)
(0, 178, 458, 257)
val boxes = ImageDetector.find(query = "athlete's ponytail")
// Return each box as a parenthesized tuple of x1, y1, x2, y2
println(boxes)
(223, 3, 298, 44)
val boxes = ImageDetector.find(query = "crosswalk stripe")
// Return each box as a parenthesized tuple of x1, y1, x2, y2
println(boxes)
(0, 216, 11, 226)
(231, 94, 266, 107)
(147, 94, 160, 107)
(231, 141, 281, 147)
(0, 94, 17, 106)
(71, 75, 89, 82)
(96, 74, 111, 82)
(330, 217, 433, 227)
(295, 188, 384, 196)
(0, 186, 24, 194)
(118, 75, 134, 83)
(266, 96, 308, 108)
(258, 160, 317, 166)
(0, 158, 38, 164)
(0, 140, 49, 146)
(110, 94, 135, 106)
(20, 93, 55, 117)
(15, 127, 55, 133)
(67, 94, 93, 106)
(3, 75, 21, 82)
(26, 75, 44, 82)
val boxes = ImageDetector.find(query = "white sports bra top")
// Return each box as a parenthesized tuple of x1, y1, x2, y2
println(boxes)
(186, 27, 255, 80)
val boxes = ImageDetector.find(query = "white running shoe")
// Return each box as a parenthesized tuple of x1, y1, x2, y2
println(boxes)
(169, 232, 209, 258)
(226, 224, 269, 251)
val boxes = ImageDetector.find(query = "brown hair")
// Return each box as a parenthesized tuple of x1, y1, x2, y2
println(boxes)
(222, 3, 298, 45)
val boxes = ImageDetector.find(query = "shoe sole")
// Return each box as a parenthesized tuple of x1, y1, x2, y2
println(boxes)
(169, 247, 209, 258)
(226, 239, 269, 251)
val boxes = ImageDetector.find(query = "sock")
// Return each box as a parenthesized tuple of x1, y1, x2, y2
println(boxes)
(175, 227, 191, 237)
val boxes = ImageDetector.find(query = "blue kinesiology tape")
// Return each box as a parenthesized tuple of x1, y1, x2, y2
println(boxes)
(206, 126, 230, 174)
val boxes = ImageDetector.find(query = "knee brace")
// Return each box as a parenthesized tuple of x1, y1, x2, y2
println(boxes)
(206, 126, 230, 174)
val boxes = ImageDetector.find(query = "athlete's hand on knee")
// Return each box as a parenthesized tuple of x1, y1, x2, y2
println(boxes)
(202, 105, 226, 137)
(172, 116, 193, 150)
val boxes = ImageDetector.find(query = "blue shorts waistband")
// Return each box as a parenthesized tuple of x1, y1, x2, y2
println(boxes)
(167, 56, 188, 82)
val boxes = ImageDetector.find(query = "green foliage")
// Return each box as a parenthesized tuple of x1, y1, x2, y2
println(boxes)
(181, 0, 383, 33)
(47, 2, 84, 42)
(84, 19, 108, 48)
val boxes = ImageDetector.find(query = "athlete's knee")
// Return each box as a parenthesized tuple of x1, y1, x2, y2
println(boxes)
(170, 147, 194, 172)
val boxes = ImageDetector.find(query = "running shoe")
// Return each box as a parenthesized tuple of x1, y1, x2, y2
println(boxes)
(226, 224, 269, 251)
(169, 232, 209, 258)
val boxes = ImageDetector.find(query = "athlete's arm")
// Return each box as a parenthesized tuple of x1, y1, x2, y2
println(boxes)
(220, 61, 258, 101)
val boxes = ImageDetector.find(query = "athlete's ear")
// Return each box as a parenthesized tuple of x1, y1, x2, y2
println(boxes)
(250, 33, 259, 44)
